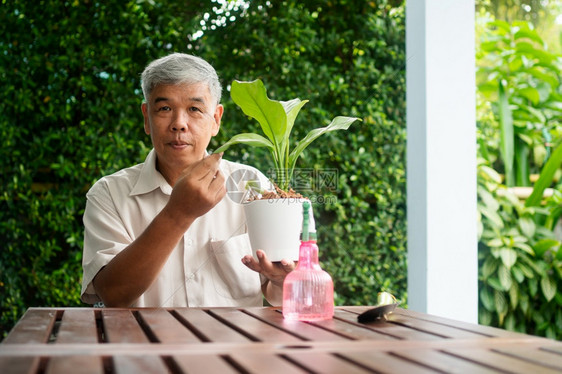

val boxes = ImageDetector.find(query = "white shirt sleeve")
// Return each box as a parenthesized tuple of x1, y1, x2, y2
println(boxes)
(80, 179, 132, 304)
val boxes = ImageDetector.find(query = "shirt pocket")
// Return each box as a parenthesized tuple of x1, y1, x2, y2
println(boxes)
(209, 234, 261, 300)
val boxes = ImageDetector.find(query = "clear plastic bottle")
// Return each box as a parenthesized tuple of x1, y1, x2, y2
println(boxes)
(283, 201, 334, 321)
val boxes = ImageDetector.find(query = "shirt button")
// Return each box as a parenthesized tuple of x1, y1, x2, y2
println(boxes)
(187, 238, 193, 247)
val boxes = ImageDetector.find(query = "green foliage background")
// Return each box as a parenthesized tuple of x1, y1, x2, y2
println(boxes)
(475, 16, 562, 339)
(0, 0, 406, 337)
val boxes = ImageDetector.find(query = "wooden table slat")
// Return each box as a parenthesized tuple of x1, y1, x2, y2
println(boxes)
(334, 309, 444, 341)
(444, 348, 562, 374)
(339, 350, 442, 373)
(245, 308, 352, 342)
(137, 309, 201, 343)
(113, 355, 169, 374)
(228, 352, 308, 374)
(172, 354, 241, 374)
(0, 356, 40, 374)
(209, 309, 302, 343)
(173, 309, 250, 343)
(542, 345, 562, 354)
(392, 308, 530, 339)
(56, 309, 98, 344)
(46, 355, 104, 374)
(286, 351, 375, 374)
(492, 346, 562, 370)
(101, 310, 149, 343)
(391, 349, 503, 374)
(387, 312, 490, 339)
(311, 313, 406, 340)
(2, 309, 57, 344)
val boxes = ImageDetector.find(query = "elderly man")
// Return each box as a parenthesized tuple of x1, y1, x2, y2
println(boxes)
(81, 53, 293, 308)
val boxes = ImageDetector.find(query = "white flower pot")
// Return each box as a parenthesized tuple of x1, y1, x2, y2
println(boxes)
(244, 198, 315, 262)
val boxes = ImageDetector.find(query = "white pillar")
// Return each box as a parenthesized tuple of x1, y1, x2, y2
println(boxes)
(406, 0, 478, 323)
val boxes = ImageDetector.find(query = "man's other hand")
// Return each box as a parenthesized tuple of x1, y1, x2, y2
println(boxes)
(242, 249, 296, 288)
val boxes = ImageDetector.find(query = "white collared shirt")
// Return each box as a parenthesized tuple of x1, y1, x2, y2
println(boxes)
(81, 149, 270, 307)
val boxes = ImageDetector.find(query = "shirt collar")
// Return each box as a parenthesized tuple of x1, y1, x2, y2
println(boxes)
(130, 149, 173, 196)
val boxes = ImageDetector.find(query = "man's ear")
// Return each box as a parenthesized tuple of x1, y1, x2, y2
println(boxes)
(141, 103, 150, 135)
(211, 104, 224, 136)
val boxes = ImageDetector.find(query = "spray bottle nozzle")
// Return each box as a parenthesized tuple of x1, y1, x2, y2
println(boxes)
(302, 200, 310, 242)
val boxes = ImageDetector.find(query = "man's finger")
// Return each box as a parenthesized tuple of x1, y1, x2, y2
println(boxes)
(241, 255, 262, 272)
(209, 171, 226, 202)
(256, 250, 289, 275)
(256, 250, 274, 270)
(280, 259, 296, 272)
(189, 153, 222, 181)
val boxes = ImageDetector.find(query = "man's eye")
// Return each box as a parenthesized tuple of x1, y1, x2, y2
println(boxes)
(189, 106, 202, 112)
(157, 106, 171, 112)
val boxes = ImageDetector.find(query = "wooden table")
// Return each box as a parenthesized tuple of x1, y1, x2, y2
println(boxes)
(1, 306, 561, 373)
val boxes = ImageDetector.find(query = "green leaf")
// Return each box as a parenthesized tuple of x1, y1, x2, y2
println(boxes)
(478, 185, 499, 210)
(519, 294, 530, 315)
(509, 281, 519, 309)
(281, 98, 309, 142)
(521, 104, 546, 123)
(504, 313, 516, 331)
(521, 255, 544, 274)
(529, 278, 538, 297)
(541, 276, 557, 302)
(498, 80, 515, 187)
(230, 79, 287, 146)
(511, 265, 525, 283)
(517, 87, 540, 105)
(534, 239, 561, 257)
(288, 116, 360, 172)
(479, 165, 503, 184)
(480, 287, 495, 311)
(479, 205, 504, 228)
(499, 248, 517, 269)
(514, 137, 530, 186)
(486, 238, 504, 248)
(482, 257, 499, 279)
(495, 291, 508, 324)
(557, 243, 562, 261)
(508, 57, 523, 73)
(527, 67, 559, 89)
(512, 242, 534, 256)
(546, 326, 556, 340)
(488, 277, 504, 291)
(479, 308, 493, 325)
(213, 133, 274, 154)
(488, 20, 511, 33)
(513, 27, 544, 44)
(526, 142, 562, 207)
(512, 235, 528, 243)
(498, 263, 513, 290)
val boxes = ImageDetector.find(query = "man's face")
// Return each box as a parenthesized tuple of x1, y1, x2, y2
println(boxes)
(142, 82, 223, 180)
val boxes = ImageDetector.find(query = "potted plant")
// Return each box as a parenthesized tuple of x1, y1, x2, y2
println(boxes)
(214, 79, 360, 261)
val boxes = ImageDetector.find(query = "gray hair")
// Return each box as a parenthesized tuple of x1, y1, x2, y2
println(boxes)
(141, 53, 222, 105)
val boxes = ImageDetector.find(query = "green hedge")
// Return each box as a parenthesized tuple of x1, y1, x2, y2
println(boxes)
(0, 0, 407, 337)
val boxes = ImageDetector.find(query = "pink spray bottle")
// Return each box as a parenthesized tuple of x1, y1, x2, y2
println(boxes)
(282, 200, 334, 321)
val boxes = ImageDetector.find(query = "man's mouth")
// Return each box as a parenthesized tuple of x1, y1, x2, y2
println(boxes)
(169, 140, 190, 149)
(168, 140, 189, 147)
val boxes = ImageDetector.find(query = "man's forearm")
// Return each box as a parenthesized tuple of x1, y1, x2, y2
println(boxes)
(93, 206, 194, 307)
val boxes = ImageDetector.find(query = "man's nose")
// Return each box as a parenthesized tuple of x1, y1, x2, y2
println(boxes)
(171, 111, 189, 132)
